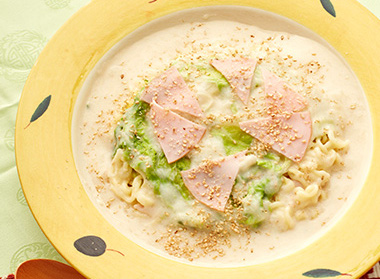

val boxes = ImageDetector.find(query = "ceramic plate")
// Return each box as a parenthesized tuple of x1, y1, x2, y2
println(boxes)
(15, 0, 380, 278)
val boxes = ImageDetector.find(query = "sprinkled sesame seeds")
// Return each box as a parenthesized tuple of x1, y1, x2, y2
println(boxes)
(75, 19, 364, 264)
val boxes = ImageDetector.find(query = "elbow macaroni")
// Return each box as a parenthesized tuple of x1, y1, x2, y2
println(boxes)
(109, 149, 155, 208)
(270, 125, 348, 229)
(110, 124, 348, 229)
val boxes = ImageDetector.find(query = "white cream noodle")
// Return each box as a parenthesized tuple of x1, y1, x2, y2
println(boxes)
(72, 7, 372, 266)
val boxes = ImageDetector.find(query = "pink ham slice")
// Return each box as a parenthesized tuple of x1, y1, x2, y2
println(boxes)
(181, 153, 243, 212)
(149, 101, 206, 164)
(239, 111, 312, 162)
(262, 68, 307, 115)
(141, 66, 203, 117)
(210, 58, 257, 105)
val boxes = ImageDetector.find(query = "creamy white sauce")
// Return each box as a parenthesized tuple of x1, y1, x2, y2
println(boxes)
(71, 6, 372, 267)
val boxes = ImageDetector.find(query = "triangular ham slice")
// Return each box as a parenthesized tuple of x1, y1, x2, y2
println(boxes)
(181, 153, 243, 211)
(141, 66, 203, 117)
(239, 112, 312, 162)
(211, 58, 257, 105)
(149, 102, 206, 164)
(262, 68, 307, 115)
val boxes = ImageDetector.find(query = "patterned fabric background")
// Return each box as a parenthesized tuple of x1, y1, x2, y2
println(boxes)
(0, 0, 90, 276)
(0, 0, 379, 277)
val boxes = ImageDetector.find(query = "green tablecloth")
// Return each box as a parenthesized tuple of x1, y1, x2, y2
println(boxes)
(1, 0, 380, 277)
(0, 1, 91, 276)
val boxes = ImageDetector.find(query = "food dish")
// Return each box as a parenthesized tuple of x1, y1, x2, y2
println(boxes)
(15, 0, 380, 278)
(72, 11, 371, 265)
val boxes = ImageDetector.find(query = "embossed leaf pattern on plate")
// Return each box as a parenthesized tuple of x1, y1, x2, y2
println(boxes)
(320, 0, 336, 17)
(24, 95, 51, 129)
(74, 236, 124, 257)
(303, 268, 351, 278)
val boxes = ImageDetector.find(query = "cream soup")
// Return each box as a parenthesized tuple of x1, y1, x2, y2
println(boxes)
(72, 6, 372, 266)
